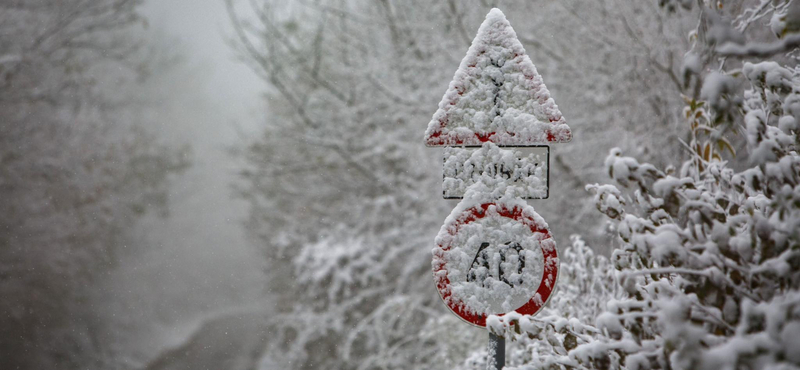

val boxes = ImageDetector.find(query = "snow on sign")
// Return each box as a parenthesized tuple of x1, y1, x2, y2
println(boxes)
(444, 143, 548, 199)
(425, 8, 568, 334)
(432, 193, 558, 327)
(424, 8, 571, 147)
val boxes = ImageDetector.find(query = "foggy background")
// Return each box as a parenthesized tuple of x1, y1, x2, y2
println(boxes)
(2, 0, 273, 367)
(107, 0, 268, 363)
(3, 0, 781, 369)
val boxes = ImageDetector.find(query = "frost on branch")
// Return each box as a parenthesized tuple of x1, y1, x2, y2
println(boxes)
(576, 128, 800, 368)
(424, 8, 571, 146)
(563, 55, 800, 368)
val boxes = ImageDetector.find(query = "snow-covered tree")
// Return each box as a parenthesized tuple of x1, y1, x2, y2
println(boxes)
(0, 1, 188, 368)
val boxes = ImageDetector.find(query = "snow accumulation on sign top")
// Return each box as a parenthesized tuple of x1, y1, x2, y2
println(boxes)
(424, 8, 571, 147)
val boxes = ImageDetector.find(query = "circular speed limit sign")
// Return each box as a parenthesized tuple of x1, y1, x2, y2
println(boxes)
(432, 199, 558, 327)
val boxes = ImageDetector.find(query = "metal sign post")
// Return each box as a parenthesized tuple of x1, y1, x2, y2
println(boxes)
(489, 332, 505, 370)
(423, 8, 572, 369)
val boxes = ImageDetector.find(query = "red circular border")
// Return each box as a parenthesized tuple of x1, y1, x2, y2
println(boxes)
(432, 202, 558, 327)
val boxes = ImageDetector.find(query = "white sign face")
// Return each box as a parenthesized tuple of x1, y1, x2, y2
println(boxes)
(443, 144, 548, 199)
(446, 213, 545, 314)
(432, 198, 559, 327)
(423, 8, 571, 147)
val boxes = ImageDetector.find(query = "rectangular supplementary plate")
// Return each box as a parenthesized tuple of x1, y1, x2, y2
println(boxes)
(443, 145, 549, 199)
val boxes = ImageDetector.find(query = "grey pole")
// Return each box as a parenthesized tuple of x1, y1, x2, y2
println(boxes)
(488, 331, 505, 370)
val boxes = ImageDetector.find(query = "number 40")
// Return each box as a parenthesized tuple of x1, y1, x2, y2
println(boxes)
(466, 242, 526, 287)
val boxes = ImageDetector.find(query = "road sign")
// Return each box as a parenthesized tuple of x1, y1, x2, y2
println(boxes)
(443, 143, 548, 199)
(425, 8, 570, 369)
(432, 198, 558, 327)
(424, 8, 571, 147)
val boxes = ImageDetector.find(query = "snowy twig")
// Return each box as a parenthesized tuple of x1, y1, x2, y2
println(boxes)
(717, 34, 800, 57)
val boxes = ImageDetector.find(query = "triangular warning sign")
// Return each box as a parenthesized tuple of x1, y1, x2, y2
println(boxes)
(425, 8, 571, 147)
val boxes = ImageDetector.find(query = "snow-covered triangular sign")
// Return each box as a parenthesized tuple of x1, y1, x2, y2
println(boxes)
(425, 8, 571, 147)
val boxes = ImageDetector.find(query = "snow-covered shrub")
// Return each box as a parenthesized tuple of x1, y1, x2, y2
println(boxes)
(580, 2, 800, 367)
(576, 71, 800, 365)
